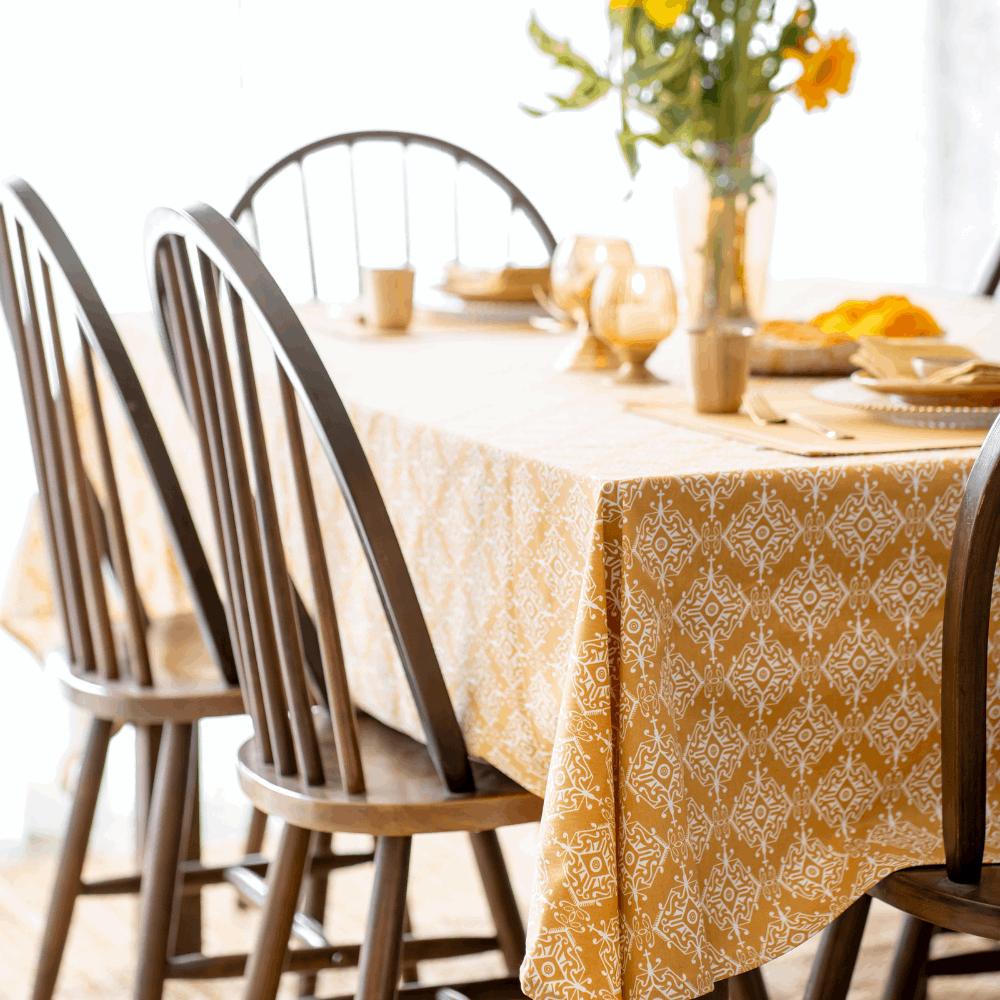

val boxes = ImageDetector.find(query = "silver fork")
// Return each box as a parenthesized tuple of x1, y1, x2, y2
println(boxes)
(743, 390, 855, 440)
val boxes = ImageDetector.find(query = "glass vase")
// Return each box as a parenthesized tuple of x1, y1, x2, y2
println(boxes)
(674, 143, 776, 333)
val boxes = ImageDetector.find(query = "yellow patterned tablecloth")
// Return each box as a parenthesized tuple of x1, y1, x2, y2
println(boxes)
(6, 283, 1000, 1000)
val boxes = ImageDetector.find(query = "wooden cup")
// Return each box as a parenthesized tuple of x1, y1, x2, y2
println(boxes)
(688, 321, 755, 413)
(361, 267, 415, 330)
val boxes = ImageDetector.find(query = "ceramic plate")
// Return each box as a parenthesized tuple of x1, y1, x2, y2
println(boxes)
(440, 265, 550, 303)
(418, 290, 545, 324)
(812, 378, 1000, 429)
(849, 371, 1000, 407)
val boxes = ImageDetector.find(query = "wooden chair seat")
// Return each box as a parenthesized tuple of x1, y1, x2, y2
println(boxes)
(55, 661, 243, 725)
(52, 612, 243, 723)
(870, 865, 1000, 940)
(236, 712, 542, 837)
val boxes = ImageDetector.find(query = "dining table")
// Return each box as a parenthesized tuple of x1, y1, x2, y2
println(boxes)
(5, 277, 1000, 1000)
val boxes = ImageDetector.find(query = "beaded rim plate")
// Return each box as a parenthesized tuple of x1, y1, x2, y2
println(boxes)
(849, 371, 1000, 407)
(420, 289, 545, 324)
(811, 378, 1000, 429)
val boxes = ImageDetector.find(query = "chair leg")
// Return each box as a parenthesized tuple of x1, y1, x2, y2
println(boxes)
(469, 829, 525, 974)
(245, 806, 269, 855)
(730, 967, 769, 1000)
(134, 722, 162, 863)
(237, 807, 270, 910)
(400, 904, 419, 983)
(133, 721, 193, 1000)
(880, 915, 934, 1000)
(913, 954, 929, 1000)
(355, 836, 413, 1000)
(242, 822, 313, 1000)
(804, 895, 872, 1000)
(298, 830, 333, 997)
(31, 716, 113, 1000)
(172, 721, 202, 957)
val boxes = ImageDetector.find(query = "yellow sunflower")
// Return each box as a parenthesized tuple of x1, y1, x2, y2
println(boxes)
(784, 33, 856, 111)
(610, 0, 687, 30)
(643, 0, 688, 29)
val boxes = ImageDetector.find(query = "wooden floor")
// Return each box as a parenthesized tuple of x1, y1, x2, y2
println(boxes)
(1, 823, 999, 999)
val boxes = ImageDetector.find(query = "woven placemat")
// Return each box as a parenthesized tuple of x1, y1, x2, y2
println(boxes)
(629, 390, 988, 456)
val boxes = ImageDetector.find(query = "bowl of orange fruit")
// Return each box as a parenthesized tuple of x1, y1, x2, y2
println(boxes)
(750, 296, 943, 376)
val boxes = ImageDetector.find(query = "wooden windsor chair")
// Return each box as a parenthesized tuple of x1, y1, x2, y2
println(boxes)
(144, 201, 543, 1000)
(225, 135, 553, 879)
(227, 131, 557, 999)
(802, 417, 1000, 1000)
(977, 242, 1000, 297)
(0, 178, 368, 1000)
(227, 130, 556, 307)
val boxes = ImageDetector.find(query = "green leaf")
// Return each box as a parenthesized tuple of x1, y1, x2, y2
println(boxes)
(628, 35, 698, 89)
(636, 125, 674, 149)
(550, 76, 612, 110)
(526, 15, 612, 114)
(778, 3, 816, 51)
(617, 119, 641, 178)
(617, 109, 679, 178)
(528, 15, 601, 79)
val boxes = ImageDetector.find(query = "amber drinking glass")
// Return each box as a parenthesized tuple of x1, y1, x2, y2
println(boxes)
(549, 235, 634, 371)
(590, 265, 678, 384)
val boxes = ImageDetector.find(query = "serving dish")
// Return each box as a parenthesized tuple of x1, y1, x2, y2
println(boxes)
(749, 334, 857, 376)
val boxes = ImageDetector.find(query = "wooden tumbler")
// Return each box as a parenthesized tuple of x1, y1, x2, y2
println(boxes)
(361, 267, 415, 330)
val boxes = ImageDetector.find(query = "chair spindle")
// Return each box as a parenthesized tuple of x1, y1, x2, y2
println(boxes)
(277, 366, 364, 793)
(297, 160, 318, 301)
(78, 329, 151, 685)
(25, 228, 116, 680)
(226, 285, 324, 786)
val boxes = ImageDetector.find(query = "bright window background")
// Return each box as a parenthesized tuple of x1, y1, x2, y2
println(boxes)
(1, 0, 996, 852)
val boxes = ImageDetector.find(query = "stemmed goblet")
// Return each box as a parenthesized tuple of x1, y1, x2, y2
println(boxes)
(548, 235, 635, 372)
(590, 264, 678, 384)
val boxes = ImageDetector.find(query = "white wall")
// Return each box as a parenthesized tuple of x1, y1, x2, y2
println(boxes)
(234, 0, 944, 288)
(0, 0, 993, 851)
(0, 0, 958, 311)
(931, 0, 1000, 290)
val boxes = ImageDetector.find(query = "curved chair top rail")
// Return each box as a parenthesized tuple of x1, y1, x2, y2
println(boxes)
(942, 416, 1000, 882)
(230, 130, 557, 258)
(144, 202, 474, 795)
(0, 178, 236, 686)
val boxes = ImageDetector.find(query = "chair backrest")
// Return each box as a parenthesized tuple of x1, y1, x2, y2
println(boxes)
(0, 178, 237, 687)
(942, 418, 1000, 882)
(144, 202, 474, 795)
(977, 240, 1000, 297)
(230, 131, 557, 303)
